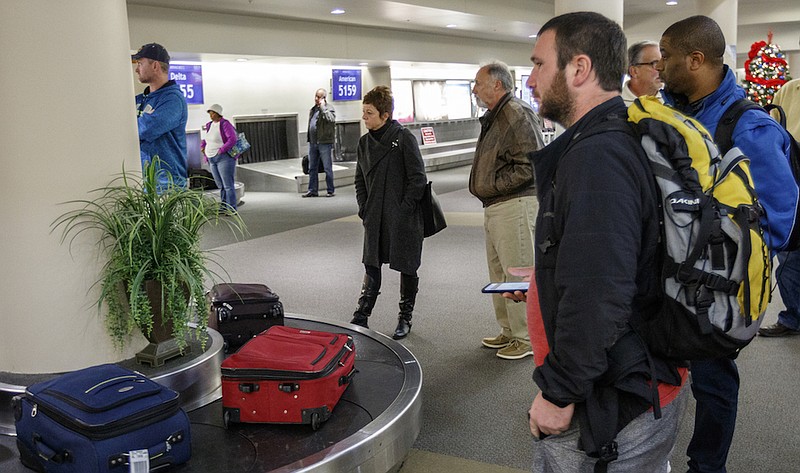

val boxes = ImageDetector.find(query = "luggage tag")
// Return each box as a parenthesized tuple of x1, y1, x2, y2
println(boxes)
(129, 449, 149, 473)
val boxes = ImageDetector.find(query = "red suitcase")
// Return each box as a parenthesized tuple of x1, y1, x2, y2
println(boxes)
(220, 326, 356, 430)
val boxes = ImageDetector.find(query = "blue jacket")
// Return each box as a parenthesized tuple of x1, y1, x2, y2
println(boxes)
(664, 66, 798, 251)
(136, 80, 189, 188)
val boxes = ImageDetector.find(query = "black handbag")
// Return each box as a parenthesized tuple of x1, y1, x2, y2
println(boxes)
(421, 181, 447, 237)
(301, 155, 326, 175)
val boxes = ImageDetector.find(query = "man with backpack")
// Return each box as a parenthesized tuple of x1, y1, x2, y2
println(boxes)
(525, 11, 688, 471)
(657, 16, 799, 473)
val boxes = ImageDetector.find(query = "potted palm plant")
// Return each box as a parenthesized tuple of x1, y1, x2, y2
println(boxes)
(53, 158, 245, 366)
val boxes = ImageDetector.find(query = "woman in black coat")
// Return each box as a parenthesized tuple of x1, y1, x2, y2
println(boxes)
(350, 86, 427, 339)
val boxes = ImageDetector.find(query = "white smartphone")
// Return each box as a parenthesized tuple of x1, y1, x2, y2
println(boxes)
(481, 282, 529, 294)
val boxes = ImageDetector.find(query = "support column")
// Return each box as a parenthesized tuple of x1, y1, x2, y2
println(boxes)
(360, 66, 392, 135)
(555, 0, 623, 26)
(0, 0, 142, 373)
(699, 0, 739, 67)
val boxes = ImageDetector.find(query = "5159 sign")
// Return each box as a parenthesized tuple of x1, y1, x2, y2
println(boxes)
(338, 84, 358, 98)
(169, 64, 204, 105)
(332, 69, 362, 101)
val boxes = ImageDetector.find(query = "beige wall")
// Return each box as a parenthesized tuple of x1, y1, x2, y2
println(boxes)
(126, 5, 535, 68)
(1, 0, 144, 373)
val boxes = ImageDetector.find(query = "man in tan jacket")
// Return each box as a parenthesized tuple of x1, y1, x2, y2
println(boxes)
(772, 77, 800, 137)
(469, 61, 544, 360)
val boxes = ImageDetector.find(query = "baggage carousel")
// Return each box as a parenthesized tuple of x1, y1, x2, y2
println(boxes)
(0, 315, 423, 472)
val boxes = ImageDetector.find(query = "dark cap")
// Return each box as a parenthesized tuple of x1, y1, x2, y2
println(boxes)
(131, 43, 170, 63)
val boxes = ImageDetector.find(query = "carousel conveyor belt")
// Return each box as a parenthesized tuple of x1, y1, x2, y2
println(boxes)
(0, 315, 423, 473)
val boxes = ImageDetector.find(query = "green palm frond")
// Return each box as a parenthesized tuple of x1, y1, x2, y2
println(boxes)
(52, 158, 246, 351)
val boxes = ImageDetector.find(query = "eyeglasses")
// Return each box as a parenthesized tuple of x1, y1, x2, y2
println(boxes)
(633, 60, 660, 69)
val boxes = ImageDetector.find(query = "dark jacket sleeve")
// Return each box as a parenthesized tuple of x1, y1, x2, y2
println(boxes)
(533, 135, 649, 404)
(355, 136, 368, 218)
(400, 129, 427, 210)
(493, 106, 540, 195)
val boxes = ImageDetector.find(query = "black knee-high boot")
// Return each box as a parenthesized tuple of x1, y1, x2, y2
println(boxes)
(350, 274, 380, 328)
(393, 274, 419, 340)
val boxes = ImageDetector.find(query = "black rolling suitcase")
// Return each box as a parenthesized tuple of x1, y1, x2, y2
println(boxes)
(208, 283, 284, 352)
(13, 363, 191, 473)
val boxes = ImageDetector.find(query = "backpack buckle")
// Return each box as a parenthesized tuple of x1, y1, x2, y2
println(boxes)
(598, 440, 619, 463)
(674, 263, 700, 285)
(701, 272, 738, 295)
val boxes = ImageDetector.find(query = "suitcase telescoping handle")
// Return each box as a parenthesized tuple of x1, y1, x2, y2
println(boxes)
(107, 431, 187, 470)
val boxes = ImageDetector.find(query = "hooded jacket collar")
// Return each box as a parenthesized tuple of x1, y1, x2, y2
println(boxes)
(662, 65, 744, 135)
(362, 120, 404, 176)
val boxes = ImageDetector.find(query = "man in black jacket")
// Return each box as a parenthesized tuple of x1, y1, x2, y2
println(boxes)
(524, 11, 687, 471)
(303, 88, 336, 197)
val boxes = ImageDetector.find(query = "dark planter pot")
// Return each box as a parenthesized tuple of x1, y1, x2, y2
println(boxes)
(135, 280, 190, 367)
(142, 280, 177, 344)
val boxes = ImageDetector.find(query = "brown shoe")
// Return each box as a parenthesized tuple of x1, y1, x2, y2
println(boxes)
(758, 322, 800, 337)
(481, 334, 512, 349)
(496, 339, 533, 360)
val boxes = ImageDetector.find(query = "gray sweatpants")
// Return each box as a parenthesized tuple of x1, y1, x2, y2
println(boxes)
(531, 384, 689, 473)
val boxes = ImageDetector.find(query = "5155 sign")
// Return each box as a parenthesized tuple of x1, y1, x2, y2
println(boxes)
(332, 69, 362, 101)
(169, 64, 204, 105)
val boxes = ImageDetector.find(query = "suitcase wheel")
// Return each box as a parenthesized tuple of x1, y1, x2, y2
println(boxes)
(11, 395, 22, 421)
(303, 407, 331, 430)
(223, 408, 240, 429)
(17, 439, 46, 473)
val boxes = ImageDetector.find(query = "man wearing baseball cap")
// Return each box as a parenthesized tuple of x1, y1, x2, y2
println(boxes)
(132, 43, 188, 190)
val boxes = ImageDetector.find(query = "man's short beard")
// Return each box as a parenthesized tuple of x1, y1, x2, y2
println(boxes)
(540, 69, 575, 127)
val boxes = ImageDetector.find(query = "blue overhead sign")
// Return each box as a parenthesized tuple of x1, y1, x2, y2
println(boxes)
(169, 64, 204, 105)
(332, 69, 362, 101)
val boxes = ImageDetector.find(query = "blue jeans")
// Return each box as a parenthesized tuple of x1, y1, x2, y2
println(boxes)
(687, 358, 740, 473)
(209, 153, 237, 211)
(307, 142, 334, 194)
(776, 250, 800, 330)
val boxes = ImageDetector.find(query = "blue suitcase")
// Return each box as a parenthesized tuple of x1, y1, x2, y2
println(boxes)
(12, 363, 191, 472)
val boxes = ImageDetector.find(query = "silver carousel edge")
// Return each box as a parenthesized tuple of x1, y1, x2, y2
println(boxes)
(1, 315, 423, 473)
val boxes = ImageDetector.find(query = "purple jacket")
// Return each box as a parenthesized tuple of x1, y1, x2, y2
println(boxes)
(201, 118, 238, 158)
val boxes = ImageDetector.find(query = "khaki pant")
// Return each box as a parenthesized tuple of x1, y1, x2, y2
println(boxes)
(483, 196, 537, 341)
